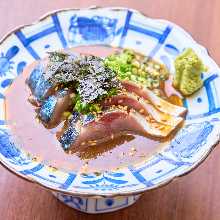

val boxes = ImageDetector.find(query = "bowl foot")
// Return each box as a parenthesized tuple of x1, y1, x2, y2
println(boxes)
(52, 192, 141, 214)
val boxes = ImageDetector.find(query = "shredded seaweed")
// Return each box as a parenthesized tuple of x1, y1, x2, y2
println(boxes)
(43, 52, 121, 114)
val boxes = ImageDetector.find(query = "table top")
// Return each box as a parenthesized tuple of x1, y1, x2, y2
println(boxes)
(0, 0, 220, 219)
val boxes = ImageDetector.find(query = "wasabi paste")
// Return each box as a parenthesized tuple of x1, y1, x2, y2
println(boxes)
(173, 48, 207, 96)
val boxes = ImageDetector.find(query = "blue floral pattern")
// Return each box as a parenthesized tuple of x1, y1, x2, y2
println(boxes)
(68, 15, 120, 44)
(0, 129, 30, 165)
(0, 46, 19, 76)
(164, 44, 180, 56)
(79, 172, 132, 191)
(169, 121, 214, 159)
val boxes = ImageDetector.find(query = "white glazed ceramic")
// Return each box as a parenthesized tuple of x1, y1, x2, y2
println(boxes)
(0, 7, 220, 214)
(53, 192, 141, 214)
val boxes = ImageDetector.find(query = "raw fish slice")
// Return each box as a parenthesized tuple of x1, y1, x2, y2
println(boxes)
(102, 93, 183, 127)
(59, 112, 81, 150)
(60, 109, 177, 152)
(39, 89, 72, 127)
(27, 62, 54, 101)
(122, 80, 187, 116)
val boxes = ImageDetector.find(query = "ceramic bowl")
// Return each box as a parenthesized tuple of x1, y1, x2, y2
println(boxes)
(0, 7, 220, 214)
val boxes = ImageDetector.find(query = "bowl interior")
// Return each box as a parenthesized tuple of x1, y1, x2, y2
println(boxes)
(0, 7, 220, 196)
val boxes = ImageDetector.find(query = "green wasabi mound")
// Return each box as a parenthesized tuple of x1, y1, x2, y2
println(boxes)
(173, 48, 207, 96)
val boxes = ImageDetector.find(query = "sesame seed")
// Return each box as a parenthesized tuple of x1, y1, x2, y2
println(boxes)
(81, 164, 88, 173)
(70, 93, 75, 98)
(32, 156, 38, 161)
(154, 124, 160, 129)
(68, 150, 72, 154)
(148, 62, 154, 67)
(158, 125, 165, 130)
(63, 111, 71, 118)
(132, 60, 140, 68)
(139, 109, 145, 114)
(52, 167, 58, 171)
(132, 67, 138, 74)
(153, 89, 160, 96)
(160, 126, 167, 131)
(161, 119, 167, 122)
(140, 64, 145, 70)
(94, 172, 101, 176)
(154, 64, 160, 70)
(130, 108, 135, 113)
(68, 114, 72, 120)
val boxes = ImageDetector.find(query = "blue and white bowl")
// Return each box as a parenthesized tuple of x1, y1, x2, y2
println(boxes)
(0, 7, 220, 214)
